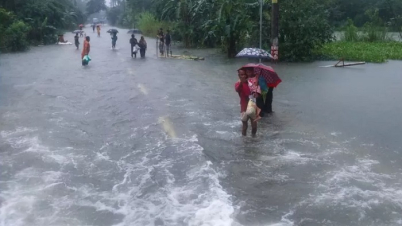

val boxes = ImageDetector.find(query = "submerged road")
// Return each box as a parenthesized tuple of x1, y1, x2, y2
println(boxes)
(1, 26, 402, 226)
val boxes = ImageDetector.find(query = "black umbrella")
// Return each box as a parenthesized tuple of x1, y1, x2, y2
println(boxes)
(107, 29, 119, 34)
(72, 30, 84, 34)
(127, 29, 142, 34)
(236, 48, 272, 59)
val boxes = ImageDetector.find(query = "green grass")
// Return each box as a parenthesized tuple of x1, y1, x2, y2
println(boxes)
(314, 41, 402, 63)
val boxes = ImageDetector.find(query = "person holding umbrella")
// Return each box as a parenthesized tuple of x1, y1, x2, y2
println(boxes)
(79, 24, 84, 37)
(111, 32, 118, 49)
(130, 34, 138, 58)
(241, 64, 282, 115)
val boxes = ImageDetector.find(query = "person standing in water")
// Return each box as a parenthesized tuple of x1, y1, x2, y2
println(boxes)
(165, 30, 172, 57)
(235, 69, 257, 136)
(81, 36, 90, 65)
(138, 36, 147, 58)
(74, 33, 80, 50)
(157, 28, 164, 56)
(96, 25, 101, 37)
(92, 24, 96, 33)
(111, 33, 118, 49)
(130, 34, 138, 58)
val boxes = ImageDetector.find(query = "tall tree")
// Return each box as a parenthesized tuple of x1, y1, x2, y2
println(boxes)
(86, 0, 106, 15)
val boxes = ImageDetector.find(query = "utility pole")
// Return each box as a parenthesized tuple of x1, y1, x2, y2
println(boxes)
(259, 0, 263, 63)
(271, 0, 279, 61)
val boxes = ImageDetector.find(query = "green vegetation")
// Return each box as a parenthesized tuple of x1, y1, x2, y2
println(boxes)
(108, 0, 334, 61)
(104, 0, 402, 61)
(315, 42, 402, 63)
(317, 7, 402, 63)
(136, 12, 173, 37)
(0, 0, 87, 52)
(1, 0, 402, 61)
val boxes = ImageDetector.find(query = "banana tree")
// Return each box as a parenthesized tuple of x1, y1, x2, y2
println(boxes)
(214, 0, 253, 57)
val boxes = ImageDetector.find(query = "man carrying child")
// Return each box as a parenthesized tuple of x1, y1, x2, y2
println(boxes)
(235, 69, 261, 136)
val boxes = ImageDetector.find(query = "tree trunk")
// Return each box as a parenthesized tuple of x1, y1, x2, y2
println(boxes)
(227, 35, 236, 58)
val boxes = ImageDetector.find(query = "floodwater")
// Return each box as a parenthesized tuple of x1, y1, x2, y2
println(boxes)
(1, 26, 402, 226)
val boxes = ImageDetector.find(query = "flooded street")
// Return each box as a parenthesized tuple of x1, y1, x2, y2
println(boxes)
(1, 26, 402, 226)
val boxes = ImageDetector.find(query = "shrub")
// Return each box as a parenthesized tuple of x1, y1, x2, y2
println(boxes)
(314, 41, 402, 63)
(136, 12, 173, 37)
(0, 8, 16, 50)
(4, 21, 30, 52)
(279, 0, 334, 61)
(343, 19, 360, 42)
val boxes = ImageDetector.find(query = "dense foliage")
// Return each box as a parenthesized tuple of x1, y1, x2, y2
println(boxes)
(0, 0, 87, 52)
(86, 0, 106, 15)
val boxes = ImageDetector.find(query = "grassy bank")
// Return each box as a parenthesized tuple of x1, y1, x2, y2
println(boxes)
(315, 41, 402, 63)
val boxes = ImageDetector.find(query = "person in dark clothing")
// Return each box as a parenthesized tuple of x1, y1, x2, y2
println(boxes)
(265, 87, 274, 113)
(130, 34, 138, 58)
(92, 24, 96, 32)
(157, 28, 164, 56)
(165, 30, 172, 57)
(74, 33, 80, 49)
(111, 33, 118, 49)
(138, 36, 147, 58)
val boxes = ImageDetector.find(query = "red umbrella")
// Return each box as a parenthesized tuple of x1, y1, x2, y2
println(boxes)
(79, 24, 83, 27)
(239, 63, 282, 88)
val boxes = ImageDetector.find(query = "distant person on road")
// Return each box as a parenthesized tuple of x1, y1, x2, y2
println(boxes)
(138, 36, 147, 58)
(235, 69, 257, 136)
(74, 33, 80, 49)
(96, 25, 101, 37)
(92, 24, 96, 33)
(111, 33, 118, 49)
(165, 30, 172, 57)
(157, 28, 164, 56)
(81, 36, 90, 65)
(130, 34, 138, 58)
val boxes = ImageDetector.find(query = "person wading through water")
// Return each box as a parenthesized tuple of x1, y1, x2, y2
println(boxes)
(81, 36, 90, 65)
(74, 33, 79, 50)
(138, 36, 147, 58)
(165, 30, 172, 57)
(130, 34, 138, 58)
(111, 33, 118, 49)
(96, 25, 101, 37)
(157, 28, 164, 56)
(235, 69, 258, 136)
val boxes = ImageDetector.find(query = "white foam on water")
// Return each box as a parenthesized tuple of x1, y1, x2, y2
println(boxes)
(330, 132, 341, 136)
(0, 167, 70, 226)
(0, 128, 92, 226)
(1, 127, 238, 226)
(287, 155, 402, 223)
(76, 135, 238, 226)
